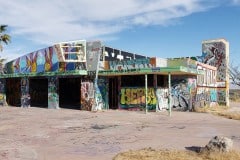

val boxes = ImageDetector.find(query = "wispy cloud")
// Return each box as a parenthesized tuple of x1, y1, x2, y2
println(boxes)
(0, 0, 223, 60)
(0, 0, 218, 43)
(233, 0, 240, 4)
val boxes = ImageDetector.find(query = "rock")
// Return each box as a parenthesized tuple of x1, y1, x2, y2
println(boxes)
(201, 136, 233, 153)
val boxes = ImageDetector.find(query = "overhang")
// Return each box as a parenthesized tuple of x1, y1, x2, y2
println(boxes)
(98, 66, 204, 76)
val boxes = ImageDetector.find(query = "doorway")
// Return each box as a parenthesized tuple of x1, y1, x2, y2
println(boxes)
(59, 77, 81, 109)
(108, 77, 119, 109)
(29, 78, 48, 107)
(6, 78, 21, 106)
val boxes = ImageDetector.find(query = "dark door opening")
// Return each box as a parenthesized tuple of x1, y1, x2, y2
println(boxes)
(6, 78, 21, 106)
(59, 77, 81, 109)
(29, 78, 48, 108)
(109, 77, 119, 109)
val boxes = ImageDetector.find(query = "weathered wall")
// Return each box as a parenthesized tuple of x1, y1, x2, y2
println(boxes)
(108, 58, 153, 71)
(0, 79, 6, 106)
(4, 43, 87, 74)
(194, 87, 218, 108)
(167, 58, 197, 69)
(98, 78, 108, 109)
(200, 39, 229, 105)
(81, 80, 95, 111)
(171, 76, 196, 111)
(120, 87, 155, 110)
(48, 77, 59, 109)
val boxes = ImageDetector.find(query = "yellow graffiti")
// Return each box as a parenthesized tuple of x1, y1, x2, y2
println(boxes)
(0, 94, 4, 100)
(120, 88, 156, 105)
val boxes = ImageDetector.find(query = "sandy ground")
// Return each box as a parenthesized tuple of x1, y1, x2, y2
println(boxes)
(0, 102, 240, 160)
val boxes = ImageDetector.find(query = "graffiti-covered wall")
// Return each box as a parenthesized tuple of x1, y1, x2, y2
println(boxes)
(48, 77, 59, 109)
(4, 42, 87, 75)
(108, 58, 153, 71)
(120, 87, 168, 110)
(98, 77, 108, 109)
(194, 87, 217, 108)
(0, 79, 6, 106)
(167, 58, 197, 69)
(104, 46, 147, 61)
(119, 75, 216, 111)
(171, 76, 197, 111)
(81, 80, 95, 111)
(5, 46, 59, 74)
(199, 39, 229, 105)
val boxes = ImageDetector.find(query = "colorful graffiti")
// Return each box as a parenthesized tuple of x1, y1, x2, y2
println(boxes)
(5, 46, 58, 74)
(0, 79, 5, 106)
(109, 58, 152, 71)
(97, 78, 108, 109)
(156, 88, 168, 111)
(4, 42, 88, 74)
(120, 87, 156, 110)
(201, 41, 227, 82)
(193, 88, 217, 108)
(92, 82, 104, 111)
(200, 40, 229, 105)
(171, 78, 190, 111)
(21, 78, 30, 108)
(61, 41, 86, 62)
(48, 77, 59, 109)
(81, 81, 95, 111)
(119, 78, 203, 111)
(167, 58, 197, 69)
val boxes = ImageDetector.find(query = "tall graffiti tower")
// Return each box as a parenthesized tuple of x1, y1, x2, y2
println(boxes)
(201, 39, 229, 106)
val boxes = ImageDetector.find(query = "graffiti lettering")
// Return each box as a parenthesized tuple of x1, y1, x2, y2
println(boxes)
(109, 59, 152, 71)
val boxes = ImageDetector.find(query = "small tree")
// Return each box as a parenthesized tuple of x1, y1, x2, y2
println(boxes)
(0, 25, 11, 73)
(0, 25, 11, 52)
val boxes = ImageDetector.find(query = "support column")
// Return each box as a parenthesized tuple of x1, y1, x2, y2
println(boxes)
(145, 74, 148, 114)
(168, 72, 172, 116)
(48, 77, 59, 109)
(21, 77, 30, 108)
(154, 74, 158, 112)
(117, 76, 121, 109)
(0, 79, 6, 106)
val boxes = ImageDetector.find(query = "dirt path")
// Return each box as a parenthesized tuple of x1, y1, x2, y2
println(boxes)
(0, 103, 240, 160)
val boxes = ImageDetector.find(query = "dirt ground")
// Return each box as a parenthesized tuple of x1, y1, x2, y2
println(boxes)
(0, 102, 240, 160)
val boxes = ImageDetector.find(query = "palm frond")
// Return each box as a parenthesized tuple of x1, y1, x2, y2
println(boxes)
(0, 25, 8, 32)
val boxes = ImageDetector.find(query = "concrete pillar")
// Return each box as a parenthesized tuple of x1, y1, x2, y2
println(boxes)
(168, 72, 172, 116)
(21, 77, 30, 108)
(48, 77, 59, 109)
(145, 74, 148, 114)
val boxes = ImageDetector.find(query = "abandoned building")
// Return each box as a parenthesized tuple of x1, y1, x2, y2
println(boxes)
(0, 39, 229, 112)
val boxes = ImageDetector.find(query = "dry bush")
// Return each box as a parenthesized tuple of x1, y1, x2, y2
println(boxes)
(194, 105, 228, 113)
(229, 90, 240, 102)
(214, 112, 240, 120)
(194, 105, 240, 120)
(113, 148, 240, 160)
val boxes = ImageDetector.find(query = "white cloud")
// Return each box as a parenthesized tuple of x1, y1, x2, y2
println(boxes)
(232, 0, 240, 4)
(0, 0, 219, 60)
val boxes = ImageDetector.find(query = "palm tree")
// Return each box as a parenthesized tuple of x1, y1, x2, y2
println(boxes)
(0, 25, 11, 52)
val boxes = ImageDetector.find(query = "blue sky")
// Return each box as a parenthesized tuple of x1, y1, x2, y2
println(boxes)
(0, 0, 240, 65)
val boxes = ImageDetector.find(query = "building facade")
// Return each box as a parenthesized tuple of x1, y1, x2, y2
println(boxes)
(0, 38, 228, 112)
